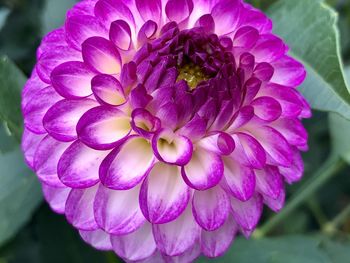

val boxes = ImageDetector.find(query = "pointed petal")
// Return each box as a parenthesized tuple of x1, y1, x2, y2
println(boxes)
(255, 165, 283, 199)
(279, 147, 304, 184)
(263, 187, 285, 212)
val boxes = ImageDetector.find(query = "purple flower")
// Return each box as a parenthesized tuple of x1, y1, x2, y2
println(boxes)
(22, 0, 311, 261)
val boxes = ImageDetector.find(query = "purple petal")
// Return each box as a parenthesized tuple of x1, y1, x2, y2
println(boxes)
(230, 194, 263, 230)
(271, 55, 306, 87)
(22, 129, 45, 168)
(155, 102, 179, 130)
(58, 140, 110, 188)
(43, 99, 98, 142)
(226, 106, 254, 132)
(65, 184, 99, 231)
(192, 186, 230, 231)
(233, 26, 259, 49)
(254, 62, 274, 82)
(34, 136, 70, 187)
(221, 157, 256, 201)
(130, 84, 152, 109)
(195, 14, 215, 33)
(152, 129, 193, 166)
(251, 96, 282, 121)
(279, 147, 304, 184)
(51, 61, 95, 99)
(99, 137, 155, 190)
(42, 184, 71, 214)
(92, 74, 126, 106)
(137, 20, 158, 46)
(255, 165, 283, 199)
(65, 15, 107, 51)
(23, 86, 62, 134)
(77, 106, 131, 150)
(79, 229, 112, 251)
(162, 243, 201, 263)
(111, 222, 156, 261)
(82, 37, 122, 74)
(109, 20, 132, 51)
(177, 114, 207, 141)
(131, 108, 161, 138)
(199, 132, 235, 156)
(211, 0, 241, 35)
(37, 28, 66, 58)
(165, 0, 194, 24)
(153, 205, 200, 256)
(22, 69, 47, 109)
(251, 34, 287, 63)
(140, 163, 190, 224)
(136, 0, 162, 23)
(182, 147, 224, 190)
(271, 118, 308, 147)
(263, 187, 285, 212)
(200, 215, 238, 258)
(94, 184, 145, 235)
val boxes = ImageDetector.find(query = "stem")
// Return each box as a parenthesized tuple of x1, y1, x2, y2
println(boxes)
(323, 203, 350, 234)
(256, 156, 346, 237)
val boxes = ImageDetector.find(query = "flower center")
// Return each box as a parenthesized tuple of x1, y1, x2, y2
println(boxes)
(177, 62, 209, 90)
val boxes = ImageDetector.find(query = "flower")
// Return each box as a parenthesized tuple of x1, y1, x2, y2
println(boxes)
(21, 0, 311, 261)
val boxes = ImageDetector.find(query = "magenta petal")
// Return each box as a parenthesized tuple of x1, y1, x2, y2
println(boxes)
(65, 15, 107, 50)
(111, 222, 156, 261)
(165, 0, 194, 24)
(91, 74, 126, 106)
(34, 136, 70, 187)
(37, 28, 66, 58)
(251, 34, 287, 63)
(254, 62, 274, 82)
(131, 108, 161, 138)
(200, 215, 238, 258)
(94, 184, 145, 235)
(271, 55, 306, 87)
(152, 129, 193, 166)
(255, 165, 283, 199)
(22, 129, 45, 168)
(182, 147, 224, 190)
(99, 137, 155, 190)
(153, 205, 200, 256)
(51, 61, 95, 99)
(136, 0, 162, 23)
(271, 118, 308, 147)
(263, 187, 285, 212)
(65, 184, 99, 231)
(192, 186, 230, 231)
(137, 20, 158, 46)
(230, 194, 263, 230)
(211, 0, 241, 35)
(233, 26, 259, 49)
(79, 229, 112, 251)
(162, 243, 201, 263)
(222, 157, 256, 201)
(82, 37, 122, 74)
(22, 69, 47, 109)
(226, 106, 254, 132)
(43, 99, 98, 142)
(199, 132, 235, 156)
(42, 184, 71, 214)
(279, 147, 304, 184)
(140, 163, 190, 224)
(109, 20, 132, 51)
(58, 141, 110, 188)
(251, 96, 282, 121)
(177, 114, 207, 141)
(77, 106, 131, 150)
(195, 14, 215, 33)
(23, 86, 62, 134)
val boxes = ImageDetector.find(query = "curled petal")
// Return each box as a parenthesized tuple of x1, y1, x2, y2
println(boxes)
(136, 0, 162, 23)
(152, 129, 193, 166)
(131, 108, 161, 138)
(165, 0, 194, 24)
(182, 147, 224, 190)
(137, 20, 158, 46)
(211, 0, 241, 35)
(82, 37, 122, 74)
(109, 20, 132, 51)
(192, 186, 230, 231)
(77, 106, 131, 150)
(92, 74, 126, 106)
(99, 136, 155, 190)
(140, 163, 190, 224)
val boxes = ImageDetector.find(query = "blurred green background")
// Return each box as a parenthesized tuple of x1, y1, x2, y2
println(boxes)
(1, 0, 350, 262)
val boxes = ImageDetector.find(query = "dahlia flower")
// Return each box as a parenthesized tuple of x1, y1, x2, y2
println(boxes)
(21, 0, 310, 261)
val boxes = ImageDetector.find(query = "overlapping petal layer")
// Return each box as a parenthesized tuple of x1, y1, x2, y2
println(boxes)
(22, 0, 310, 262)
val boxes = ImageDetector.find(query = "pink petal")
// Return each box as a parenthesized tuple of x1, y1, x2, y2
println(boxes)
(192, 186, 230, 231)
(109, 20, 132, 51)
(279, 147, 304, 184)
(271, 55, 306, 87)
(211, 0, 241, 35)
(111, 222, 156, 261)
(140, 163, 190, 224)
(263, 187, 285, 212)
(182, 147, 224, 190)
(271, 118, 308, 147)
(92, 74, 126, 106)
(162, 243, 201, 263)
(201, 215, 238, 258)
(79, 229, 112, 251)
(42, 184, 71, 214)
(165, 0, 194, 24)
(233, 26, 259, 49)
(77, 106, 131, 150)
(94, 184, 145, 235)
(43, 99, 98, 142)
(65, 184, 99, 231)
(21, 128, 45, 169)
(100, 137, 155, 190)
(153, 205, 200, 256)
(255, 165, 283, 199)
(251, 96, 282, 121)
(58, 140, 110, 188)
(82, 37, 122, 74)
(136, 0, 162, 23)
(251, 34, 287, 63)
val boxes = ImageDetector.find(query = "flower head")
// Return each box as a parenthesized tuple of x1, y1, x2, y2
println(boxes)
(22, 0, 310, 261)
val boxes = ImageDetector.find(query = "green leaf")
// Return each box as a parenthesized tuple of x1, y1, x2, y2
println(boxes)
(267, 0, 350, 119)
(0, 56, 26, 141)
(0, 122, 17, 153)
(41, 0, 76, 35)
(0, 146, 42, 247)
(329, 67, 350, 163)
